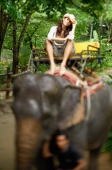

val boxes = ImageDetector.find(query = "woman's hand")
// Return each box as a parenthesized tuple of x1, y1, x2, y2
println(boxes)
(50, 63, 56, 75)
(64, 37, 68, 41)
(59, 64, 66, 76)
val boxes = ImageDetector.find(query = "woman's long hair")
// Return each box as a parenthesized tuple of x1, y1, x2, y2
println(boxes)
(56, 19, 72, 37)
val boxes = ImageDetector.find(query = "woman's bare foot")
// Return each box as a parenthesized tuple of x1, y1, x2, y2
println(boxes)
(49, 63, 56, 74)
(44, 65, 60, 74)
(44, 63, 56, 75)
(60, 64, 66, 76)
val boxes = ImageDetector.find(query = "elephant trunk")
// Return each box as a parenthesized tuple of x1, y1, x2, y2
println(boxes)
(15, 118, 41, 170)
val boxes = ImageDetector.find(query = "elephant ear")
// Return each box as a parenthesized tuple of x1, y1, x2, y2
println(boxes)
(58, 85, 85, 130)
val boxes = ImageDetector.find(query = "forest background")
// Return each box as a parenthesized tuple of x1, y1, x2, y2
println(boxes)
(0, 0, 112, 73)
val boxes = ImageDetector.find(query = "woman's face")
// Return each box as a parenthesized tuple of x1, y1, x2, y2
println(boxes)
(63, 17, 72, 27)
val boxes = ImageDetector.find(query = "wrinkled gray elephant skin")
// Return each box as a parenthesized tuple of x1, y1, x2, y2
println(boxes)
(12, 73, 112, 170)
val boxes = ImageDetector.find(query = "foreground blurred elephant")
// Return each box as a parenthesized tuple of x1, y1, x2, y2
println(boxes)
(12, 73, 112, 170)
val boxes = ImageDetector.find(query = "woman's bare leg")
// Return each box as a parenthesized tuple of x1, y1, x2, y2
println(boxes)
(60, 40, 73, 76)
(46, 40, 56, 74)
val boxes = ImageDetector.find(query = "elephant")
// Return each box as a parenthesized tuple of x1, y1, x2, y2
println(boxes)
(12, 72, 112, 170)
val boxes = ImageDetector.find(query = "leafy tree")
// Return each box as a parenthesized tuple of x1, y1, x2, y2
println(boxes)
(0, 2, 10, 56)
(22, 13, 59, 48)
(76, 0, 106, 18)
(21, 9, 91, 51)
(0, 0, 110, 74)
(0, 0, 72, 73)
(100, 0, 112, 39)
(72, 0, 107, 40)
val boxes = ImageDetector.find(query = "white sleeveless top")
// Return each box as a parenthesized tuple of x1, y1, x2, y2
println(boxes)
(47, 25, 76, 41)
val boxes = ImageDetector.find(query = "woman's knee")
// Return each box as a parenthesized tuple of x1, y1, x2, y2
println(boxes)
(64, 40, 75, 54)
(46, 39, 51, 46)
(46, 39, 53, 49)
(65, 40, 73, 50)
(67, 39, 73, 45)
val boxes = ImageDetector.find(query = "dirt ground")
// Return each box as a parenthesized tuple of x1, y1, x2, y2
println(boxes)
(0, 98, 112, 170)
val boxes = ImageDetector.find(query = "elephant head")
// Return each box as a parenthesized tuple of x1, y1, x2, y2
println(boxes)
(12, 73, 87, 170)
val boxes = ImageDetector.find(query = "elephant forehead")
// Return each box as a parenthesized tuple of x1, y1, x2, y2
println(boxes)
(13, 73, 40, 93)
(13, 98, 42, 119)
(23, 74, 39, 88)
(38, 75, 62, 93)
(28, 99, 39, 110)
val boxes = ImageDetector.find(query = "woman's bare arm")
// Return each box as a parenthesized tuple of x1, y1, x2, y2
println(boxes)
(51, 37, 67, 41)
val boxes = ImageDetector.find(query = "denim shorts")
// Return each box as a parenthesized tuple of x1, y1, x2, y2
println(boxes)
(51, 41, 75, 57)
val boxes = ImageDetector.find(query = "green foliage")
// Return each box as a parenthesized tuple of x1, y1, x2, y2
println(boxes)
(102, 43, 112, 53)
(1, 49, 12, 59)
(103, 2, 112, 21)
(0, 60, 12, 87)
(1, 0, 112, 75)
(84, 35, 112, 72)
(41, 0, 65, 17)
(0, 61, 12, 71)
(0, 49, 12, 87)
(36, 63, 49, 74)
(19, 46, 31, 66)
(23, 12, 59, 48)
(0, 0, 19, 19)
(23, 7, 92, 49)
(80, 0, 106, 18)
(100, 39, 112, 70)
(90, 30, 99, 42)
(67, 7, 91, 41)
(102, 127, 112, 157)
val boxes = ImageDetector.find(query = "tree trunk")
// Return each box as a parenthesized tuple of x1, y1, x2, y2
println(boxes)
(25, 24, 38, 49)
(99, 0, 110, 39)
(26, 32, 33, 49)
(13, 20, 18, 74)
(0, 7, 9, 56)
(12, 14, 31, 74)
(16, 14, 31, 58)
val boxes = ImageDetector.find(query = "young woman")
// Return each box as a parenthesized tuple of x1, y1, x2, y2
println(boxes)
(46, 13, 77, 75)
